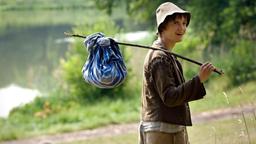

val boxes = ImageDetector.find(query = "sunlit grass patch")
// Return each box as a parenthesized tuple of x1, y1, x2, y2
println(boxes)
(190, 77, 256, 113)
(188, 114, 256, 144)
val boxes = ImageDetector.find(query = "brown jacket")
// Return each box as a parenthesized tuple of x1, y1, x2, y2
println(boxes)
(141, 41, 206, 126)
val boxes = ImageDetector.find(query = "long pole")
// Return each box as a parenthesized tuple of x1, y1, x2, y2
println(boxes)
(64, 32, 224, 75)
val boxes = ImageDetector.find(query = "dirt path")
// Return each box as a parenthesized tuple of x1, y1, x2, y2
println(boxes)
(1, 105, 256, 144)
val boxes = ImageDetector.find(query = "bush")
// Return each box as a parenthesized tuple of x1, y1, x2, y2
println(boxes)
(227, 40, 256, 86)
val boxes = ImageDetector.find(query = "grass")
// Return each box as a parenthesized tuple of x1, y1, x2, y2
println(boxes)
(60, 115, 256, 144)
(190, 77, 256, 114)
(188, 114, 256, 144)
(0, 57, 255, 142)
(0, 80, 255, 142)
(0, 96, 140, 141)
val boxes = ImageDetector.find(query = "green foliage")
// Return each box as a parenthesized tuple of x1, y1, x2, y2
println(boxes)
(227, 40, 256, 86)
(189, 0, 256, 50)
(187, 0, 256, 85)
(174, 32, 205, 79)
(94, 0, 189, 29)
(94, 0, 119, 14)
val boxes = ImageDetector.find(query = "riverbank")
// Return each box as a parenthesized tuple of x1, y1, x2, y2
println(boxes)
(0, 80, 255, 142)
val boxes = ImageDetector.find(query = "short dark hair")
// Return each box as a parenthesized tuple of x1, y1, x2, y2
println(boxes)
(157, 13, 190, 35)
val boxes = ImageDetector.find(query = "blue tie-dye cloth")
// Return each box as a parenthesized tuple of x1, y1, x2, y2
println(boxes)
(82, 33, 127, 88)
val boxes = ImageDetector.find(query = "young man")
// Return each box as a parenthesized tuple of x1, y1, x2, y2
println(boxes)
(139, 2, 215, 144)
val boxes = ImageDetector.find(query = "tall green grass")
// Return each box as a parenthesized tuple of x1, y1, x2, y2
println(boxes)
(190, 76, 256, 114)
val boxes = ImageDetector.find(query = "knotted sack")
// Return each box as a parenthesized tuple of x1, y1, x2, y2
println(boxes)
(82, 33, 127, 88)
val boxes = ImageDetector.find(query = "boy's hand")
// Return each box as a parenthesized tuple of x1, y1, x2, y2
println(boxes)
(199, 62, 215, 83)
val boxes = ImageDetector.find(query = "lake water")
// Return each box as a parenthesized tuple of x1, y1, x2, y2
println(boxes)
(0, 24, 71, 117)
(0, 10, 75, 117)
(0, 24, 71, 88)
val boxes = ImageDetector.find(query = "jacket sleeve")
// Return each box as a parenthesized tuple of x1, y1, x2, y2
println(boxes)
(151, 58, 206, 107)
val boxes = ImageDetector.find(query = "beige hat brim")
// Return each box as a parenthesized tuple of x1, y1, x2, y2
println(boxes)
(157, 11, 191, 28)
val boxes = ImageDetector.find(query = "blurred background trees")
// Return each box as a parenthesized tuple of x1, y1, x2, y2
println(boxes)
(189, 0, 256, 85)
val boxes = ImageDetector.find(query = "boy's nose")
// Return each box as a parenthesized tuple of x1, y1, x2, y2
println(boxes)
(178, 23, 186, 31)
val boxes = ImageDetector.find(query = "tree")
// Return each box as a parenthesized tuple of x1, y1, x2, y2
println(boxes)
(188, 0, 256, 85)
(189, 0, 256, 51)
(94, 0, 256, 50)
(94, 0, 189, 29)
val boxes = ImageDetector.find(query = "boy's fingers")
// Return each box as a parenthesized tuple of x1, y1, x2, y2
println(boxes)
(201, 62, 209, 69)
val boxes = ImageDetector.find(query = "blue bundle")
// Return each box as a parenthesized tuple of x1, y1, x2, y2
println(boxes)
(82, 33, 127, 88)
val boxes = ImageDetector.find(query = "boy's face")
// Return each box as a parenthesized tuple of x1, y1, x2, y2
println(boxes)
(161, 16, 188, 43)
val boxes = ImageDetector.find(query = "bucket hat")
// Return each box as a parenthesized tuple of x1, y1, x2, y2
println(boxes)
(156, 2, 191, 29)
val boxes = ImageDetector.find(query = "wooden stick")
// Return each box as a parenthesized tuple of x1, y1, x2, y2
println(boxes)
(64, 32, 224, 75)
